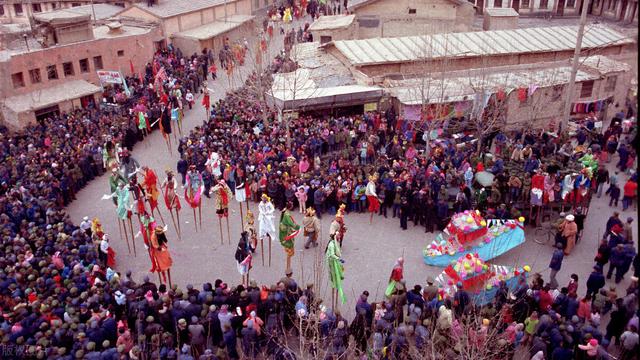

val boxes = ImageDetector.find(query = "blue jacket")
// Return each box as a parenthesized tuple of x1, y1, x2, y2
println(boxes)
(610, 246, 627, 267)
(586, 271, 605, 292)
(549, 249, 564, 271)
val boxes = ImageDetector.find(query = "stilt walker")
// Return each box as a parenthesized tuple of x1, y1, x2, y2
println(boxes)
(150, 226, 174, 287)
(159, 105, 173, 152)
(129, 175, 148, 253)
(109, 182, 136, 256)
(184, 165, 204, 231)
(329, 204, 347, 248)
(365, 175, 380, 225)
(325, 234, 345, 309)
(279, 203, 300, 272)
(235, 231, 255, 287)
(245, 210, 260, 264)
(139, 211, 158, 279)
(108, 167, 128, 250)
(162, 170, 182, 239)
(202, 85, 211, 119)
(235, 175, 248, 231)
(142, 166, 165, 225)
(212, 179, 233, 244)
(258, 194, 276, 266)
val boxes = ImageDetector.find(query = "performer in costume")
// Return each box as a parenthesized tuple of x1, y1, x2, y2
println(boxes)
(185, 165, 204, 230)
(212, 179, 233, 243)
(245, 210, 258, 253)
(235, 231, 254, 287)
(365, 175, 380, 224)
(258, 194, 276, 266)
(205, 151, 222, 178)
(302, 207, 320, 249)
(142, 166, 163, 221)
(150, 226, 173, 286)
(543, 172, 556, 203)
(325, 234, 345, 307)
(128, 175, 147, 217)
(329, 204, 347, 248)
(109, 182, 135, 255)
(119, 149, 140, 179)
(279, 203, 300, 272)
(108, 167, 126, 206)
(161, 170, 182, 238)
(102, 136, 121, 171)
(385, 257, 404, 298)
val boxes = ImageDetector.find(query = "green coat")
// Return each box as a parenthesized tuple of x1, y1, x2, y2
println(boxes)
(325, 239, 346, 303)
(279, 210, 300, 249)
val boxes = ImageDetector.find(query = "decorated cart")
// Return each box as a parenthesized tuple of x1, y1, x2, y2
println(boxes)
(433, 253, 530, 306)
(423, 211, 525, 267)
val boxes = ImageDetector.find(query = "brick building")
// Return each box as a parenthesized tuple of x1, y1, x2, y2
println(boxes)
(0, 0, 133, 24)
(0, 10, 160, 129)
(347, 0, 476, 38)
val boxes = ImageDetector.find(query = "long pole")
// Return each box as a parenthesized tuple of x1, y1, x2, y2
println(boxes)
(90, 0, 97, 26)
(559, 0, 590, 135)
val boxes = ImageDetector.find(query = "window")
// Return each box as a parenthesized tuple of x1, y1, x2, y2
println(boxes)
(0, 5, 4, 16)
(539, 0, 548, 8)
(604, 76, 617, 92)
(11, 72, 25, 88)
(32, 3, 42, 12)
(29, 68, 41, 84)
(521, 0, 530, 7)
(408, 8, 417, 14)
(79, 58, 90, 73)
(93, 56, 103, 70)
(580, 80, 594, 98)
(52, 3, 57, 9)
(72, 2, 81, 7)
(320, 35, 332, 44)
(62, 62, 74, 76)
(494, 0, 502, 7)
(567, 0, 576, 7)
(47, 65, 58, 80)
(117, 50, 125, 57)
(14, 4, 23, 15)
(551, 85, 563, 102)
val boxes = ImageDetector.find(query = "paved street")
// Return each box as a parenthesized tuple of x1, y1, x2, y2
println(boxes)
(66, 15, 638, 322)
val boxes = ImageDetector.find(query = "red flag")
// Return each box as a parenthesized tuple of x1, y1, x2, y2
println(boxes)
(129, 59, 135, 75)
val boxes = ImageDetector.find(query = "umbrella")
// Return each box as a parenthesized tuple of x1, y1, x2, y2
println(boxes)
(475, 171, 494, 187)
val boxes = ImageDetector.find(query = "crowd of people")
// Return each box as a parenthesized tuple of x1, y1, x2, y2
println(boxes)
(0, 22, 639, 360)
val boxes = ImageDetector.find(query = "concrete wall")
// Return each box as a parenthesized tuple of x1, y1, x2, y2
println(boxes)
(0, 26, 159, 100)
(311, 25, 356, 43)
(504, 69, 630, 129)
(352, 0, 474, 38)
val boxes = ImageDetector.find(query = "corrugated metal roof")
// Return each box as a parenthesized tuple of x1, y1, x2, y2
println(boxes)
(308, 15, 355, 31)
(172, 14, 254, 40)
(129, 0, 226, 19)
(4, 80, 101, 113)
(484, 7, 519, 16)
(387, 56, 627, 105)
(331, 25, 633, 66)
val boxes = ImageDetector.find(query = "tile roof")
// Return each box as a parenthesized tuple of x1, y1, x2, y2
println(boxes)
(329, 25, 633, 66)
(172, 14, 254, 40)
(131, 0, 227, 19)
(308, 15, 355, 31)
(4, 80, 102, 113)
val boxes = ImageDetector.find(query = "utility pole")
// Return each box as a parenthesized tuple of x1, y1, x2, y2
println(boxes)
(559, 0, 589, 135)
(90, 0, 97, 26)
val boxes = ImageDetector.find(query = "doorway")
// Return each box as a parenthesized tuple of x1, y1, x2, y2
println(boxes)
(34, 105, 60, 122)
(557, 0, 566, 15)
(512, 0, 520, 11)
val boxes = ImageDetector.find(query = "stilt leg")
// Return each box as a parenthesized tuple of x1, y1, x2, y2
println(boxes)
(226, 217, 230, 245)
(167, 269, 172, 288)
(155, 206, 167, 226)
(128, 217, 136, 257)
(119, 219, 131, 254)
(193, 207, 198, 231)
(260, 237, 265, 266)
(239, 204, 244, 231)
(219, 218, 224, 245)
(176, 210, 182, 237)
(198, 204, 202, 230)
(268, 235, 272, 267)
(157, 271, 162, 284)
(169, 210, 179, 240)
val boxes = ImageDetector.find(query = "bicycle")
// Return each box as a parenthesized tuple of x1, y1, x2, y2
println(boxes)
(534, 222, 557, 245)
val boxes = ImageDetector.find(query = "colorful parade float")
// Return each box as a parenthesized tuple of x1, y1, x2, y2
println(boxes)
(423, 210, 529, 305)
(423, 210, 526, 267)
(433, 252, 531, 306)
